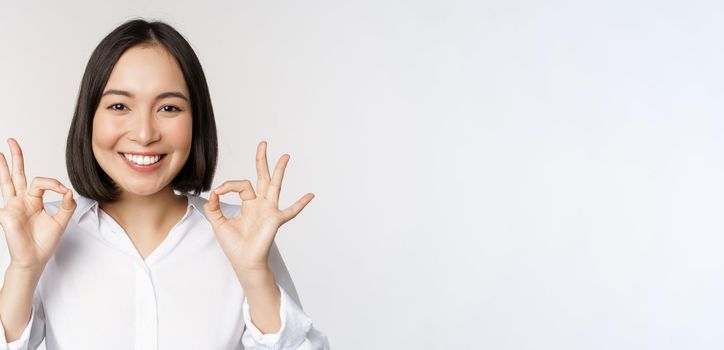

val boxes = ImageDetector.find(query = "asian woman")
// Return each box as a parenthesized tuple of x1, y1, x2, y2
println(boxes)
(0, 18, 329, 349)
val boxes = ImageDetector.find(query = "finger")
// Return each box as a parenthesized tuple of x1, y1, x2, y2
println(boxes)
(203, 190, 228, 228)
(7, 138, 28, 195)
(51, 187, 77, 227)
(267, 154, 290, 203)
(280, 193, 315, 224)
(0, 152, 16, 200)
(28, 177, 66, 198)
(256, 140, 271, 198)
(215, 180, 256, 201)
(27, 177, 67, 211)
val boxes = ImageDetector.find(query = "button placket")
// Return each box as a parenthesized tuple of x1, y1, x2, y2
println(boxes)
(135, 264, 158, 350)
(92, 195, 197, 349)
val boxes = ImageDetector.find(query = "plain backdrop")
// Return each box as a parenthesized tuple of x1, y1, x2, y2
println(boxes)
(1, 1, 724, 349)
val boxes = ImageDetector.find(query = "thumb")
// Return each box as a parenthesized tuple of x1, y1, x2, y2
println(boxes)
(203, 190, 228, 228)
(52, 186, 77, 227)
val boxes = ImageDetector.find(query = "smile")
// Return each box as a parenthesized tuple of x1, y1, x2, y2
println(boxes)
(121, 153, 165, 165)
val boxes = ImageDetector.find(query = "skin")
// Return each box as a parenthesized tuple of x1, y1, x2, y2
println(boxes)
(0, 44, 316, 341)
(0, 139, 76, 342)
(92, 44, 194, 259)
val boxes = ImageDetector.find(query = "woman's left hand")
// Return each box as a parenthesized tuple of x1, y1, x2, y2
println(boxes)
(203, 140, 315, 275)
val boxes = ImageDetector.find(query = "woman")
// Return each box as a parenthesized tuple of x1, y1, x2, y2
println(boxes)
(0, 19, 329, 349)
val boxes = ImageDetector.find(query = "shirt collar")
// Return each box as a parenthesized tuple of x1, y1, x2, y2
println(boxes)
(74, 195, 99, 224)
(73, 193, 205, 224)
(185, 194, 206, 217)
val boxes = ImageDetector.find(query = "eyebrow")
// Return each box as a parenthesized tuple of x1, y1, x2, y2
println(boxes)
(101, 89, 189, 102)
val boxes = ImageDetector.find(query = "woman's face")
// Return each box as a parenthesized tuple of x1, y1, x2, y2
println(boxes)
(92, 44, 192, 198)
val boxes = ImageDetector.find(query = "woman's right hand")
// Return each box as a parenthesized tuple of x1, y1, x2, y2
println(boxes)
(0, 138, 77, 272)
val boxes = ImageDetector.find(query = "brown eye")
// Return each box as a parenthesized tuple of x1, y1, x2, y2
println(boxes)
(161, 105, 181, 113)
(108, 103, 127, 111)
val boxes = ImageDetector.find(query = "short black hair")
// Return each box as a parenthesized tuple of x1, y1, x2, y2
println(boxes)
(66, 18, 218, 202)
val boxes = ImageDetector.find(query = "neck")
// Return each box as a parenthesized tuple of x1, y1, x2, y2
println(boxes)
(99, 186, 188, 236)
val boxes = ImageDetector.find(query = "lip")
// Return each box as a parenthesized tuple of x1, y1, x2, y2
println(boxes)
(118, 152, 166, 173)
(120, 151, 166, 156)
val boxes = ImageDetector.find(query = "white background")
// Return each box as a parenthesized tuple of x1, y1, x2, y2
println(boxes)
(1, 1, 724, 349)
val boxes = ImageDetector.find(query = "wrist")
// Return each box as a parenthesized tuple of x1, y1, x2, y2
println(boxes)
(235, 265, 275, 289)
(7, 262, 43, 279)
(1, 263, 43, 297)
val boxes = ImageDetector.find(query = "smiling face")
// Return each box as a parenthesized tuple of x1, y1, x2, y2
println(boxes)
(92, 44, 193, 198)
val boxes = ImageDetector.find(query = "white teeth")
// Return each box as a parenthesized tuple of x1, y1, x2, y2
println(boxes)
(123, 153, 162, 166)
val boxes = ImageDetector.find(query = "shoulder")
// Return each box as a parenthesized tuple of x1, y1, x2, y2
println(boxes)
(41, 194, 242, 223)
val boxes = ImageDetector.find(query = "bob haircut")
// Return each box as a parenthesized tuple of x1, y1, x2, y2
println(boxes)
(66, 18, 218, 203)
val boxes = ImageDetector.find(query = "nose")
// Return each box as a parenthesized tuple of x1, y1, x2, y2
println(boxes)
(128, 108, 161, 145)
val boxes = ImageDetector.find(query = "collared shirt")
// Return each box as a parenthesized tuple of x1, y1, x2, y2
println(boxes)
(0, 194, 330, 350)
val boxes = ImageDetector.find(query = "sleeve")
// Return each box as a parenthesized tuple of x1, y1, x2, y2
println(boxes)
(240, 241, 330, 350)
(0, 289, 46, 350)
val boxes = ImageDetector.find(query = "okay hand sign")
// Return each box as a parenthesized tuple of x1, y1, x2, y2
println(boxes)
(203, 141, 315, 273)
(0, 138, 77, 272)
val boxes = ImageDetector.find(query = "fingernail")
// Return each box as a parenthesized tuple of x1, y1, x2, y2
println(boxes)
(58, 185, 67, 192)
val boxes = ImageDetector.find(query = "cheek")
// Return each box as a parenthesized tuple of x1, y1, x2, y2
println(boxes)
(91, 114, 121, 152)
(165, 116, 193, 153)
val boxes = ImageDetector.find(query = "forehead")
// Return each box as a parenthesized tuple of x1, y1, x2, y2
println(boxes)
(103, 45, 189, 97)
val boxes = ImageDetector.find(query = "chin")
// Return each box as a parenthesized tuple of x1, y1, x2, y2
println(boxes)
(119, 183, 167, 197)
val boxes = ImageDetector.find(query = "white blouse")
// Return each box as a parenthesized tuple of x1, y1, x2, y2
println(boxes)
(0, 194, 330, 350)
